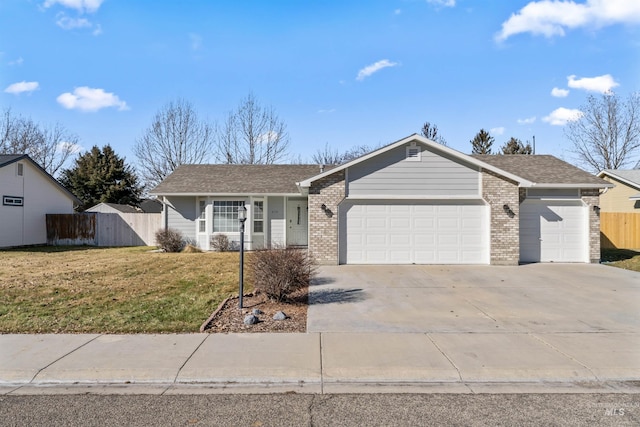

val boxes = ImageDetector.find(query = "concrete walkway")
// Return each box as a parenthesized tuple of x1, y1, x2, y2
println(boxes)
(1, 332, 639, 395)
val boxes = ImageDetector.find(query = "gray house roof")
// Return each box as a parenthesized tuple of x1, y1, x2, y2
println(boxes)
(598, 169, 640, 189)
(151, 164, 327, 195)
(473, 155, 610, 187)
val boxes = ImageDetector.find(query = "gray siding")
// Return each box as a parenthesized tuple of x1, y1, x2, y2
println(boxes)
(165, 196, 196, 242)
(268, 196, 285, 246)
(347, 145, 479, 196)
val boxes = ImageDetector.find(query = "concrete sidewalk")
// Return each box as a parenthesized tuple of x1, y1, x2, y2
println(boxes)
(1, 332, 639, 395)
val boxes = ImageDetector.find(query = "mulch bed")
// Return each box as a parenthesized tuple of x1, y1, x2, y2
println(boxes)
(200, 285, 308, 333)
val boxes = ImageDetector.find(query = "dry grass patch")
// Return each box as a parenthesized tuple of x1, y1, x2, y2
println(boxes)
(601, 248, 640, 272)
(0, 246, 246, 333)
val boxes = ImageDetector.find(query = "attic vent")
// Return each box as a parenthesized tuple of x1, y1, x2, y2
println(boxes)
(17, 163, 23, 176)
(406, 145, 421, 161)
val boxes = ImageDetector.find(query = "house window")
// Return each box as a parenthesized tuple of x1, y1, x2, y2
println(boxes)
(213, 201, 244, 233)
(253, 200, 264, 233)
(17, 163, 23, 176)
(3, 196, 23, 206)
(198, 200, 206, 233)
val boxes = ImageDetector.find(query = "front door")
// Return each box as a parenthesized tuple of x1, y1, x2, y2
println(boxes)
(286, 199, 308, 246)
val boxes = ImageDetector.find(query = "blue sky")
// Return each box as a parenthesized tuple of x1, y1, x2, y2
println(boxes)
(1, 0, 639, 172)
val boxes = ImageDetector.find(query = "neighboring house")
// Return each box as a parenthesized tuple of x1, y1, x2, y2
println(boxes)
(86, 200, 164, 214)
(596, 170, 640, 212)
(151, 134, 611, 265)
(0, 154, 80, 248)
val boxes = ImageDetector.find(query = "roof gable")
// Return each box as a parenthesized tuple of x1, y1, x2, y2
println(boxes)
(598, 169, 640, 191)
(151, 164, 327, 195)
(0, 154, 81, 205)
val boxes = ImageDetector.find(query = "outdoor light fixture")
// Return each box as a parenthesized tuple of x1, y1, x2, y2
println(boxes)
(503, 204, 515, 218)
(238, 205, 247, 309)
(321, 203, 327, 210)
(593, 205, 601, 213)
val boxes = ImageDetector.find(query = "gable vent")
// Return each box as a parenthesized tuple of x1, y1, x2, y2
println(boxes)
(406, 145, 421, 161)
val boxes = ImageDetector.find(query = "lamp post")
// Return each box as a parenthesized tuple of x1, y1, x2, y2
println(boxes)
(238, 205, 247, 309)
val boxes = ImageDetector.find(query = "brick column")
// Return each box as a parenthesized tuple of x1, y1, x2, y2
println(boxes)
(308, 171, 345, 265)
(482, 170, 520, 265)
(581, 188, 601, 263)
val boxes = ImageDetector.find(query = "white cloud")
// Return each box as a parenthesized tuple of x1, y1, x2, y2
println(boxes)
(318, 108, 336, 114)
(8, 57, 24, 66)
(490, 126, 505, 136)
(495, 0, 640, 42)
(567, 74, 619, 93)
(4, 81, 39, 95)
(56, 14, 91, 30)
(189, 33, 203, 51)
(426, 0, 456, 7)
(394, 9, 402, 15)
(356, 59, 399, 81)
(43, 0, 104, 14)
(57, 87, 129, 112)
(551, 87, 569, 97)
(517, 116, 537, 124)
(543, 107, 583, 126)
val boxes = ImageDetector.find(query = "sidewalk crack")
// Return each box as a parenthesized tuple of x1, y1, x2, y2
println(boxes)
(30, 334, 103, 383)
(425, 333, 467, 386)
(530, 333, 600, 381)
(172, 334, 210, 385)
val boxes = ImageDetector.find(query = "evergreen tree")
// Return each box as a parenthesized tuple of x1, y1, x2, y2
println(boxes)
(500, 137, 532, 155)
(470, 129, 494, 154)
(59, 145, 143, 211)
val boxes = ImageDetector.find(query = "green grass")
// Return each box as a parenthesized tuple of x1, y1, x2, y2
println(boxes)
(0, 246, 248, 333)
(601, 248, 640, 272)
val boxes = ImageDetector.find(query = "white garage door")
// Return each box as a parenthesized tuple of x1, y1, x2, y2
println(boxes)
(340, 200, 489, 264)
(520, 199, 587, 263)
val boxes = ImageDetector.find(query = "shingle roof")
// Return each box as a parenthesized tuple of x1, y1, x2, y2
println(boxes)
(151, 164, 327, 195)
(0, 154, 27, 167)
(473, 155, 608, 186)
(600, 169, 640, 189)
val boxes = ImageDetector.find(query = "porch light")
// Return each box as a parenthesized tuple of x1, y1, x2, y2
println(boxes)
(238, 205, 247, 309)
(503, 204, 515, 218)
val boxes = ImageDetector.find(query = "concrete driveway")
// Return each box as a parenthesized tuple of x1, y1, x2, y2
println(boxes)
(308, 263, 640, 334)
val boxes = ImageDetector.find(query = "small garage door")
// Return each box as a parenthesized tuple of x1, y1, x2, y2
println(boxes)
(520, 199, 587, 263)
(339, 200, 489, 264)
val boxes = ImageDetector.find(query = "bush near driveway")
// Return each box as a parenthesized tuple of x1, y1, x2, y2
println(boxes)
(601, 248, 640, 272)
(0, 246, 244, 333)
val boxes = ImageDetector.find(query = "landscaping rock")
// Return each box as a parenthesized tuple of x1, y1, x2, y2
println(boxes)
(273, 311, 288, 320)
(243, 314, 259, 325)
(252, 309, 264, 315)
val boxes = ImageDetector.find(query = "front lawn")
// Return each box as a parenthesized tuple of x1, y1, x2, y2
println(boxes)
(0, 246, 245, 333)
(601, 248, 640, 272)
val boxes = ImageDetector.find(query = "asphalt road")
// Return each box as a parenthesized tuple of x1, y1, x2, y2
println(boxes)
(0, 394, 638, 426)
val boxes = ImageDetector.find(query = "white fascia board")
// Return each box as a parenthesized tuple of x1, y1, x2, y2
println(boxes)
(526, 183, 613, 189)
(629, 193, 640, 200)
(149, 192, 305, 197)
(298, 134, 532, 188)
(345, 195, 485, 200)
(597, 171, 640, 191)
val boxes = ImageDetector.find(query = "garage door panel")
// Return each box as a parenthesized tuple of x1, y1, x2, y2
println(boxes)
(520, 200, 587, 263)
(341, 201, 488, 264)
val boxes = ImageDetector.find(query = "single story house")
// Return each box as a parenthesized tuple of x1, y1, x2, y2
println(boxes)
(86, 199, 163, 214)
(151, 134, 611, 265)
(596, 169, 640, 212)
(0, 154, 80, 248)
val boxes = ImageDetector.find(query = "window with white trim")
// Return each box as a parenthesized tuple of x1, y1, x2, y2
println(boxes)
(213, 201, 244, 232)
(198, 200, 206, 233)
(253, 200, 264, 233)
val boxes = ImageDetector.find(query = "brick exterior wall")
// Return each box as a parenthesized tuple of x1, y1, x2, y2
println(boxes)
(308, 171, 345, 265)
(482, 170, 520, 265)
(581, 188, 601, 263)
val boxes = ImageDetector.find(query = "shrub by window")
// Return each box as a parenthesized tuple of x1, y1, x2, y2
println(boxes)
(211, 234, 231, 252)
(248, 246, 317, 302)
(155, 228, 186, 253)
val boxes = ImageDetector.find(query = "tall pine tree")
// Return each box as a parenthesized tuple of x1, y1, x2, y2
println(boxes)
(59, 145, 143, 211)
(500, 137, 532, 155)
(470, 129, 494, 154)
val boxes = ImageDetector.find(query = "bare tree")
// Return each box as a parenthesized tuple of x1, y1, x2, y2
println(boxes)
(421, 121, 447, 146)
(134, 99, 216, 189)
(0, 108, 78, 176)
(566, 92, 640, 172)
(312, 143, 345, 165)
(214, 93, 290, 164)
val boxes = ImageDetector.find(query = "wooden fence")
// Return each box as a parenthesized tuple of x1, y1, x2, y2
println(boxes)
(600, 212, 640, 250)
(47, 212, 162, 247)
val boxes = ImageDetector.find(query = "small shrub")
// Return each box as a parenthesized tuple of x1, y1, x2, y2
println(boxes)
(155, 228, 185, 253)
(211, 234, 232, 252)
(248, 246, 317, 302)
